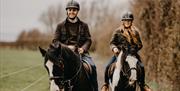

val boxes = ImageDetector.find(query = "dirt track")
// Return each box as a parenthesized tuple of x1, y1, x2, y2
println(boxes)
(92, 53, 109, 90)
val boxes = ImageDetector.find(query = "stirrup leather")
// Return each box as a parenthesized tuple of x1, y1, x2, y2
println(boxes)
(144, 84, 151, 91)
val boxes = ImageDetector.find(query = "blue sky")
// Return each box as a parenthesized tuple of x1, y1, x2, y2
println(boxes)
(0, 0, 130, 42)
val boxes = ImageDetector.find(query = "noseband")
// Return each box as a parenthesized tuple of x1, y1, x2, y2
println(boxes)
(121, 66, 137, 79)
(49, 62, 82, 89)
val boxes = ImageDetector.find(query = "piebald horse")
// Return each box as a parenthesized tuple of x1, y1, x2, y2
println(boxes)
(103, 50, 144, 91)
(39, 44, 95, 91)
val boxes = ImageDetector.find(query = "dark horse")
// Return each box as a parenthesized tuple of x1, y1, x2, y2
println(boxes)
(108, 50, 144, 91)
(39, 44, 95, 91)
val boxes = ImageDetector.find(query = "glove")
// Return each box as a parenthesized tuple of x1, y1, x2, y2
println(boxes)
(113, 47, 120, 55)
(67, 45, 76, 51)
(52, 40, 60, 48)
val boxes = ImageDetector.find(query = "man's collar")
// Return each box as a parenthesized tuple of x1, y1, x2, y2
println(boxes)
(67, 17, 78, 23)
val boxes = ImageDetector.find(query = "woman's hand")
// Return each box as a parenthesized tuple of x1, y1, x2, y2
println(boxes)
(113, 47, 120, 55)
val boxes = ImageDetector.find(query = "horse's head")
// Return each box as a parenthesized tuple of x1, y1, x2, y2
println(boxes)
(39, 44, 81, 91)
(118, 49, 140, 86)
(39, 45, 65, 91)
(125, 55, 138, 85)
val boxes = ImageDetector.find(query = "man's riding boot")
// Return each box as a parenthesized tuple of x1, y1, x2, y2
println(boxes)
(92, 66, 98, 91)
(104, 65, 110, 85)
(81, 54, 98, 91)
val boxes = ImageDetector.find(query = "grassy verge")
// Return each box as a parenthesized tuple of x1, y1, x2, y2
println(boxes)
(0, 48, 49, 91)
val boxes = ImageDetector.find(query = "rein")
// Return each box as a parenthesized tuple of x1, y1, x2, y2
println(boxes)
(119, 51, 138, 79)
(121, 67, 137, 78)
(49, 59, 82, 89)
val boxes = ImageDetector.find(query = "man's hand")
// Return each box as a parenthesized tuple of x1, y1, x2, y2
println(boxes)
(78, 48, 84, 54)
(113, 47, 119, 55)
(52, 40, 60, 48)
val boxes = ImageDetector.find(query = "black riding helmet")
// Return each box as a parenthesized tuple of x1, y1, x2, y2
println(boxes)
(66, 0, 80, 10)
(121, 11, 134, 21)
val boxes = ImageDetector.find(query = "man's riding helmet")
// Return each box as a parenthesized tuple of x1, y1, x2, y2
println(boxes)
(121, 11, 134, 21)
(66, 0, 80, 10)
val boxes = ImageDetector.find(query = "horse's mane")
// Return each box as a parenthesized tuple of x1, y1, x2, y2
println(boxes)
(47, 44, 80, 61)
(47, 43, 81, 78)
(120, 48, 142, 64)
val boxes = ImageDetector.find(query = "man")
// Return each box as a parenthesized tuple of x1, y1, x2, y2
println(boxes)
(52, 0, 98, 91)
(101, 11, 151, 91)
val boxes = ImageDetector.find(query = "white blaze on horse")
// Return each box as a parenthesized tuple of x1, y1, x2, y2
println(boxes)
(111, 50, 140, 91)
(46, 60, 63, 91)
(39, 46, 64, 91)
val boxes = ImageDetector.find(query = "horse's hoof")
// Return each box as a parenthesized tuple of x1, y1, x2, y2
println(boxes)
(101, 83, 109, 91)
(144, 85, 152, 91)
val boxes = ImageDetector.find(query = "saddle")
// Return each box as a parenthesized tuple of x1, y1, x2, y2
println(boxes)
(82, 60, 93, 75)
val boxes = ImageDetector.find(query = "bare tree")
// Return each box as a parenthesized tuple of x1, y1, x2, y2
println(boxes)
(39, 4, 64, 33)
(133, 0, 180, 90)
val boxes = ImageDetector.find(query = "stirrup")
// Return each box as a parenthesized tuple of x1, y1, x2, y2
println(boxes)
(144, 84, 151, 91)
(101, 83, 109, 91)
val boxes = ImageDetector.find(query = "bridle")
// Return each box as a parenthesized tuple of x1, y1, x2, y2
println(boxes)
(121, 66, 137, 79)
(119, 51, 138, 80)
(49, 61, 82, 89)
(120, 63, 138, 88)
(45, 47, 82, 90)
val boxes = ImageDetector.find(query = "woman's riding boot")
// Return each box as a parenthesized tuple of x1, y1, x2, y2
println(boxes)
(139, 62, 149, 91)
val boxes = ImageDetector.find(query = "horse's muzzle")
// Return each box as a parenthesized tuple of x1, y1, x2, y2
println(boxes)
(129, 79, 136, 85)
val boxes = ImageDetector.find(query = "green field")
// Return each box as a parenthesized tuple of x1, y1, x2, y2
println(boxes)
(0, 48, 49, 91)
(0, 48, 159, 91)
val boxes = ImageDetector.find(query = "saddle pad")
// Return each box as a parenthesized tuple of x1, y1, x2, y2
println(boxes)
(108, 62, 116, 80)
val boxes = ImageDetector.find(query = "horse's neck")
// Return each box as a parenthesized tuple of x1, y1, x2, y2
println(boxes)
(117, 51, 138, 67)
(61, 46, 81, 77)
(116, 51, 124, 69)
(61, 46, 80, 62)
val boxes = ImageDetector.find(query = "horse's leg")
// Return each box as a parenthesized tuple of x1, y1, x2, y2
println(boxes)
(92, 66, 98, 91)
(135, 82, 141, 91)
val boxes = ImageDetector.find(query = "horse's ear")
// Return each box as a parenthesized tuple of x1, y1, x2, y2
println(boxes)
(39, 46, 46, 57)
